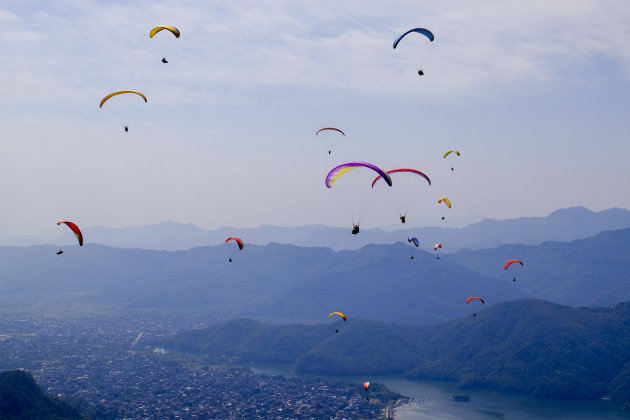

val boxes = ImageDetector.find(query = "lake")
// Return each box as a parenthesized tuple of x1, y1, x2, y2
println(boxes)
(250, 364, 630, 420)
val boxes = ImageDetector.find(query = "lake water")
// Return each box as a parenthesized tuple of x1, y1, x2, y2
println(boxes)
(250, 364, 630, 420)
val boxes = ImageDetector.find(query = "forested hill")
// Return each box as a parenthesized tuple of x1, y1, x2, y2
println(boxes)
(165, 299, 630, 407)
(0, 370, 85, 419)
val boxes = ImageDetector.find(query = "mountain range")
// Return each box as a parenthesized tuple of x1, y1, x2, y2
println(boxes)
(1, 226, 629, 325)
(4, 206, 630, 252)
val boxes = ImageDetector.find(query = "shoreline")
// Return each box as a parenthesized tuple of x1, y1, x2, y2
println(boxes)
(384, 398, 405, 419)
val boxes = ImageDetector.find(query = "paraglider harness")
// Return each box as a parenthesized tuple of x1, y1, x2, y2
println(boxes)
(400, 215, 406, 224)
(351, 224, 360, 235)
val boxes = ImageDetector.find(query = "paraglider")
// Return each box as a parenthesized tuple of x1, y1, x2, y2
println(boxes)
(316, 127, 345, 154)
(394, 28, 434, 75)
(443, 150, 460, 171)
(100, 91, 147, 132)
(408, 237, 419, 260)
(393, 28, 435, 49)
(434, 243, 442, 259)
(225, 237, 243, 262)
(57, 221, 83, 246)
(150, 26, 180, 63)
(466, 296, 484, 317)
(329, 312, 347, 333)
(438, 197, 451, 220)
(504, 259, 524, 282)
(372, 169, 430, 224)
(326, 162, 391, 234)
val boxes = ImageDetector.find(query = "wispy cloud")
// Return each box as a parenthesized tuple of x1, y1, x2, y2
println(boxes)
(1, 0, 629, 109)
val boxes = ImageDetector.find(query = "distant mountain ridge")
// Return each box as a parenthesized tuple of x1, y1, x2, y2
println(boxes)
(3, 206, 630, 251)
(0, 226, 629, 323)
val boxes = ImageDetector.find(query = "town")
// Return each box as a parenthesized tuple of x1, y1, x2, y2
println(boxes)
(0, 313, 402, 418)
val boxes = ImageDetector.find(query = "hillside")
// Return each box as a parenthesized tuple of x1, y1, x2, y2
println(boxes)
(0, 242, 523, 324)
(165, 300, 630, 406)
(0, 370, 85, 420)
(1, 227, 630, 322)
(452, 228, 630, 306)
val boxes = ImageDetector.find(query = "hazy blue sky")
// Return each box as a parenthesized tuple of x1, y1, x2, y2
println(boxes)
(1, 0, 629, 237)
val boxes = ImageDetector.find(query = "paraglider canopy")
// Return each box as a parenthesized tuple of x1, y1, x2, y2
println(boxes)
(316, 127, 345, 136)
(100, 91, 147, 108)
(149, 26, 180, 38)
(225, 237, 244, 250)
(363, 382, 370, 391)
(504, 259, 524, 270)
(393, 28, 435, 49)
(372, 168, 431, 188)
(57, 220, 83, 246)
(408, 237, 419, 247)
(326, 162, 392, 188)
(466, 296, 485, 304)
(433, 243, 442, 251)
(437, 197, 451, 208)
(328, 312, 347, 321)
(443, 150, 460, 158)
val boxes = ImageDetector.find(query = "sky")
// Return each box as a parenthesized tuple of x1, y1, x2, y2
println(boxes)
(1, 0, 629, 237)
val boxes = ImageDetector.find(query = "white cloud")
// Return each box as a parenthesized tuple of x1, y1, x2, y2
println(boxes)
(1, 0, 629, 109)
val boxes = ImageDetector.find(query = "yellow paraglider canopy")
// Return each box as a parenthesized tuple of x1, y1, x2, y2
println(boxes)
(328, 312, 347, 321)
(438, 197, 451, 208)
(150, 26, 180, 38)
(99, 91, 147, 108)
(443, 150, 460, 158)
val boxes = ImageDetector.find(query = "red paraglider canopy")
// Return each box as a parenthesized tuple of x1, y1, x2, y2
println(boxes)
(225, 237, 244, 250)
(466, 296, 484, 304)
(57, 220, 83, 246)
(504, 259, 523, 270)
(316, 127, 345, 136)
